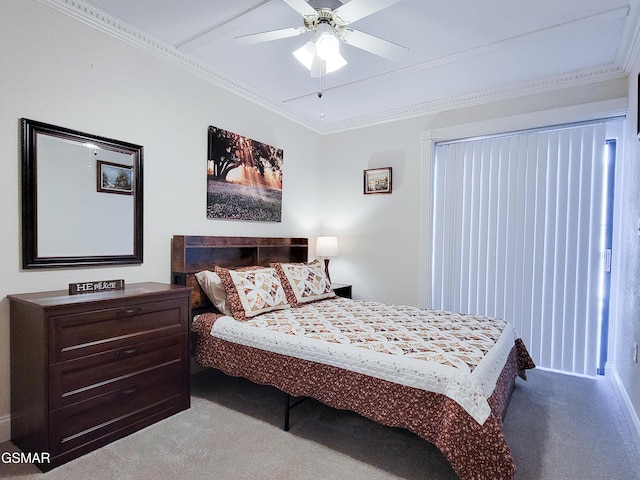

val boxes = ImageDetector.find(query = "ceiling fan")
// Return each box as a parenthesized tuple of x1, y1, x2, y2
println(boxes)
(236, 0, 408, 77)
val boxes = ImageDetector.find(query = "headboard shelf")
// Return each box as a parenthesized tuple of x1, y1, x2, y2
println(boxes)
(171, 235, 309, 311)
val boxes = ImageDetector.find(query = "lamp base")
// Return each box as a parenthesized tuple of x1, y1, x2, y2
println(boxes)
(323, 258, 331, 283)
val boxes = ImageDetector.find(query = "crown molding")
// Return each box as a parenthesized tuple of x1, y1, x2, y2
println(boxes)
(421, 97, 627, 144)
(317, 64, 627, 134)
(37, 0, 632, 135)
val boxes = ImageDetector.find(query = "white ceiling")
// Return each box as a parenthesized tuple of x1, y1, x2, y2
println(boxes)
(48, 0, 639, 133)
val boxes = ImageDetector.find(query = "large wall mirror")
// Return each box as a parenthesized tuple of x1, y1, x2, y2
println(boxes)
(21, 118, 143, 268)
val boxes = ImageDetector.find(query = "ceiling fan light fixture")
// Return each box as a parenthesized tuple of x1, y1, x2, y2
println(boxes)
(293, 41, 316, 70)
(294, 32, 347, 75)
(316, 31, 339, 60)
(324, 51, 347, 73)
(241, 0, 408, 79)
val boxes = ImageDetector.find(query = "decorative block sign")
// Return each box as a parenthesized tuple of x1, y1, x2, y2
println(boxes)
(69, 279, 125, 295)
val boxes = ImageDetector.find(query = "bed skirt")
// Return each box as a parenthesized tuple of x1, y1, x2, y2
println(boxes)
(192, 313, 534, 480)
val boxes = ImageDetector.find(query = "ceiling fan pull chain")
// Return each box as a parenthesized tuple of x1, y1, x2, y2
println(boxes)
(319, 63, 325, 119)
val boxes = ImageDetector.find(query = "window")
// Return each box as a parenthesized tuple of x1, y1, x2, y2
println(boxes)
(430, 122, 617, 376)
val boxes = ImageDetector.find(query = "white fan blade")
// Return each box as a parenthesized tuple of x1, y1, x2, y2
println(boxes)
(343, 28, 408, 61)
(334, 0, 403, 24)
(282, 0, 317, 17)
(236, 27, 307, 45)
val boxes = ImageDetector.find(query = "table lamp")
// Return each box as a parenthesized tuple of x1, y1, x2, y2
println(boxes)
(315, 236, 339, 282)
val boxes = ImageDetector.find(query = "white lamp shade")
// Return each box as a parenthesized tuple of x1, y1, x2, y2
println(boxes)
(293, 33, 347, 76)
(316, 32, 338, 60)
(315, 236, 339, 257)
(322, 51, 347, 74)
(293, 41, 315, 70)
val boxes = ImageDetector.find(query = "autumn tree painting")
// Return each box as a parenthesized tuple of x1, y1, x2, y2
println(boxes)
(206, 126, 283, 222)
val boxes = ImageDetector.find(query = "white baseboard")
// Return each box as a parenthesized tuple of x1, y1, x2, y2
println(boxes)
(0, 414, 10, 444)
(609, 365, 640, 456)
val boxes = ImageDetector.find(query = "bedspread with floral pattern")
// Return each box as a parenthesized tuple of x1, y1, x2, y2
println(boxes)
(209, 297, 516, 425)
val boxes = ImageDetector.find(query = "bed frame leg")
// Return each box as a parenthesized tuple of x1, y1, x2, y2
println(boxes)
(284, 394, 291, 431)
(283, 393, 308, 431)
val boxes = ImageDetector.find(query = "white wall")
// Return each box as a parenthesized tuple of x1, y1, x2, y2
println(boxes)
(2, 0, 638, 449)
(0, 0, 322, 440)
(316, 118, 427, 305)
(319, 82, 629, 306)
(609, 66, 640, 448)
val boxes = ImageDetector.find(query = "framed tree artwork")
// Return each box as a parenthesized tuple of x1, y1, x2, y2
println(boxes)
(206, 126, 283, 222)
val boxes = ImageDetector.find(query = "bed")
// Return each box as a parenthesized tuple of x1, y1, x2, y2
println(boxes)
(171, 235, 535, 480)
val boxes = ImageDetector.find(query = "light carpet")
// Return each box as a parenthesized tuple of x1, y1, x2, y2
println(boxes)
(1, 368, 638, 479)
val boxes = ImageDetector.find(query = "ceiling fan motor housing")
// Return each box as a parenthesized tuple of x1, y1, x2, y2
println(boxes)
(303, 8, 347, 36)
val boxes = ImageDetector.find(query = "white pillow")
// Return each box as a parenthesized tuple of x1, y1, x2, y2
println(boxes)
(195, 270, 232, 316)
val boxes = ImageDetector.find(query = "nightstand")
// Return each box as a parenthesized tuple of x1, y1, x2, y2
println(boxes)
(332, 283, 352, 299)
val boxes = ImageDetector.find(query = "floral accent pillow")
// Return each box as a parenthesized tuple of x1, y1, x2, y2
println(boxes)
(214, 266, 290, 320)
(272, 259, 335, 307)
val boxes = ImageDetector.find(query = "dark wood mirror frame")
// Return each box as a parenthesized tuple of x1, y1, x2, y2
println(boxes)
(21, 118, 144, 269)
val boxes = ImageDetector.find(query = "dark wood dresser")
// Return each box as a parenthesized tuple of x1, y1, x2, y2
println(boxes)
(8, 282, 191, 471)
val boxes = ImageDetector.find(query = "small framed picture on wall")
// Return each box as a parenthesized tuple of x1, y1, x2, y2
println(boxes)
(364, 167, 392, 194)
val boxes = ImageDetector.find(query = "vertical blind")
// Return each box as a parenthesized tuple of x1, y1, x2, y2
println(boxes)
(431, 123, 606, 376)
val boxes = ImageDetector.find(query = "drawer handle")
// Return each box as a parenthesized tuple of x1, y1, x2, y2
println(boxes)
(117, 307, 140, 317)
(115, 347, 139, 357)
(119, 386, 139, 396)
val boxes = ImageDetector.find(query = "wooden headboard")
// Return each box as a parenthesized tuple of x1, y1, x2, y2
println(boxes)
(171, 235, 308, 311)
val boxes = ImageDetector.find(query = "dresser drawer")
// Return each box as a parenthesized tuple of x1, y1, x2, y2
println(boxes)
(49, 334, 187, 410)
(50, 297, 188, 363)
(49, 362, 187, 456)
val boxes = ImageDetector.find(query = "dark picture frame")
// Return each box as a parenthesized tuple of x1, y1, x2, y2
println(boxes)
(21, 118, 143, 269)
(97, 160, 134, 195)
(364, 167, 392, 194)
